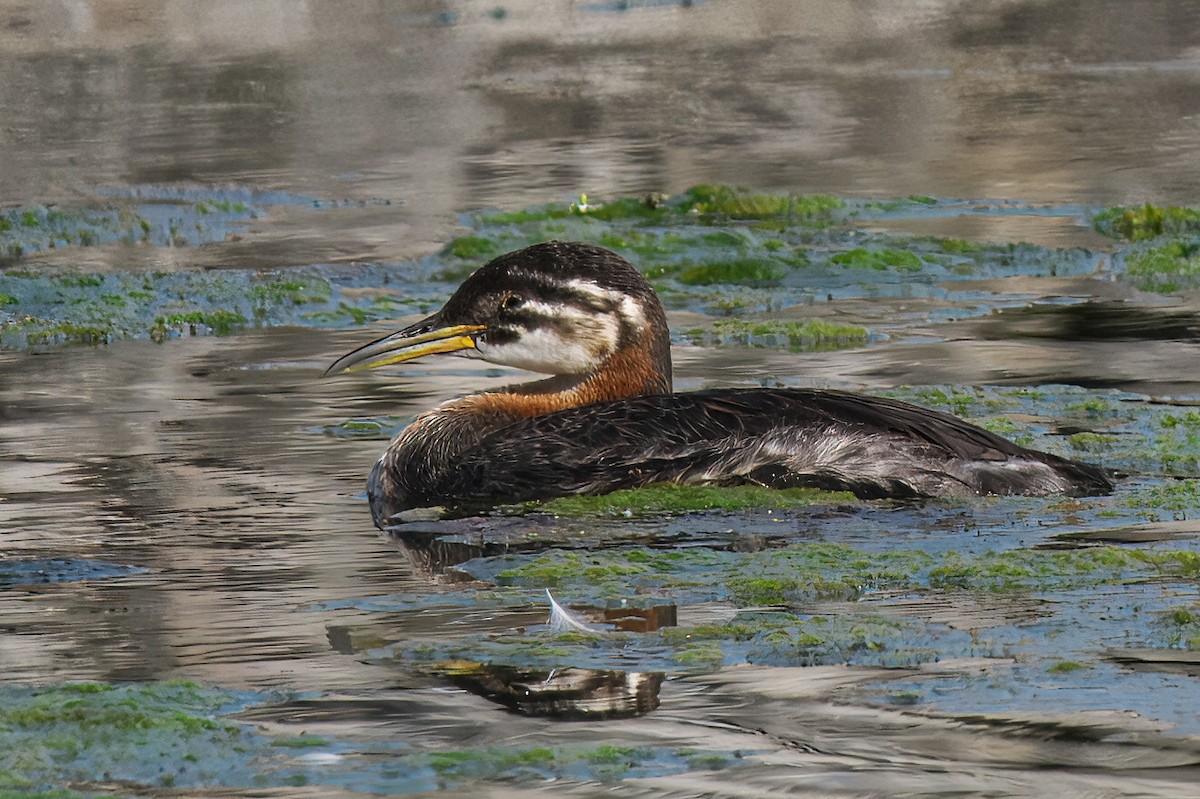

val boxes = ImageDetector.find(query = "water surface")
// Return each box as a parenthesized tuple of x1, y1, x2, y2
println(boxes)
(4, 1, 1200, 796)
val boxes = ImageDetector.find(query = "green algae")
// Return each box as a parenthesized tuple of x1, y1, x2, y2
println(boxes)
(830, 247, 924, 272)
(934, 237, 984, 254)
(0, 189, 269, 259)
(1066, 397, 1117, 414)
(900, 386, 985, 417)
(427, 746, 552, 775)
(403, 602, 947, 674)
(1093, 203, 1200, 241)
(479, 194, 668, 226)
(270, 736, 331, 748)
(0, 681, 257, 791)
(1066, 431, 1120, 452)
(15, 320, 113, 346)
(676, 258, 790, 286)
(687, 318, 869, 351)
(418, 742, 700, 783)
(0, 186, 439, 349)
(249, 273, 333, 308)
(0, 205, 151, 256)
(483, 542, 1200, 605)
(516, 484, 857, 517)
(493, 548, 725, 589)
(1123, 241, 1200, 293)
(596, 229, 690, 258)
(578, 195, 673, 223)
(151, 309, 248, 339)
(0, 264, 426, 348)
(682, 185, 844, 222)
(727, 545, 938, 604)
(926, 546, 1200, 592)
(1156, 606, 1200, 649)
(662, 612, 938, 669)
(1121, 479, 1200, 521)
(702, 290, 773, 315)
(0, 183, 1131, 352)
(700, 609, 936, 667)
(5, 187, 1197, 535)
(861, 195, 940, 212)
(1046, 660, 1092, 673)
(479, 206, 572, 225)
(1161, 411, 1200, 429)
(192, 199, 249, 215)
(444, 235, 502, 260)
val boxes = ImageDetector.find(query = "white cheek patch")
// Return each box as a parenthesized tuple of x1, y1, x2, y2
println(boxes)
(566, 279, 647, 331)
(477, 299, 622, 374)
(477, 328, 598, 374)
(619, 294, 645, 329)
(475, 280, 644, 375)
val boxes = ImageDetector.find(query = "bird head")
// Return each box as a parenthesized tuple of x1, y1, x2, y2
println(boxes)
(325, 241, 671, 387)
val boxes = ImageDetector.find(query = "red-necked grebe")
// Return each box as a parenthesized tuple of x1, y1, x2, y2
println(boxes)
(326, 241, 1112, 528)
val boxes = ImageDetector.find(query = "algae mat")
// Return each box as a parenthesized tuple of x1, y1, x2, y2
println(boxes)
(3, 186, 1200, 796)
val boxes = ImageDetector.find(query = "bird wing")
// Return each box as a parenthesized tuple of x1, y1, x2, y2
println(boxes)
(424, 388, 1102, 507)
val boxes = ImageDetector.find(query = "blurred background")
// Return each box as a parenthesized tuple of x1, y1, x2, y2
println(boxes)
(3, 0, 1200, 261)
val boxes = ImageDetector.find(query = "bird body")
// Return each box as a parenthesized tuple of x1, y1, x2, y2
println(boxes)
(326, 241, 1112, 528)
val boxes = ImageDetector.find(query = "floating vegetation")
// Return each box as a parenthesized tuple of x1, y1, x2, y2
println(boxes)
(0, 261, 439, 348)
(421, 743, 671, 781)
(925, 546, 1200, 592)
(513, 483, 857, 517)
(0, 679, 738, 793)
(0, 187, 271, 258)
(1154, 606, 1200, 650)
(660, 611, 943, 669)
(681, 184, 844, 222)
(1122, 241, 1200, 293)
(0, 682, 258, 791)
(1065, 431, 1121, 452)
(685, 317, 870, 351)
(0, 186, 447, 349)
(1093, 203, 1200, 242)
(398, 602, 956, 673)
(675, 258, 790, 286)
(1121, 479, 1200, 521)
(0, 205, 150, 258)
(444, 234, 503, 260)
(14, 182, 1200, 791)
(150, 309, 248, 339)
(0, 184, 1143, 351)
(0, 268, 346, 347)
(830, 247, 925, 272)
(473, 542, 1200, 604)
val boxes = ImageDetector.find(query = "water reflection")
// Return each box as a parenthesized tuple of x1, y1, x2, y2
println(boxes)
(444, 664, 664, 720)
(5, 2, 1200, 224)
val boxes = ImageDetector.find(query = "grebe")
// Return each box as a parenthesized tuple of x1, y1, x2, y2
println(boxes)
(327, 241, 1112, 527)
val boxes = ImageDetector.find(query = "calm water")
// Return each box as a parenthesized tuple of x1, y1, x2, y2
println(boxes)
(4, 1, 1200, 796)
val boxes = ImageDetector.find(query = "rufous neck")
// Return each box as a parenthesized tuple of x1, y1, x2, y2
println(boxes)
(459, 339, 670, 420)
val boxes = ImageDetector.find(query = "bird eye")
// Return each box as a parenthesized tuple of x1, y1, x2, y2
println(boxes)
(499, 293, 521, 313)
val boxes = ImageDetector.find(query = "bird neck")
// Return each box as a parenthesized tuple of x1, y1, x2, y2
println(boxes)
(374, 331, 672, 515)
(467, 338, 671, 419)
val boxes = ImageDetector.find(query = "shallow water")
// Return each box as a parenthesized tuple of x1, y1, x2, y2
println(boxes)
(4, 1, 1200, 797)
